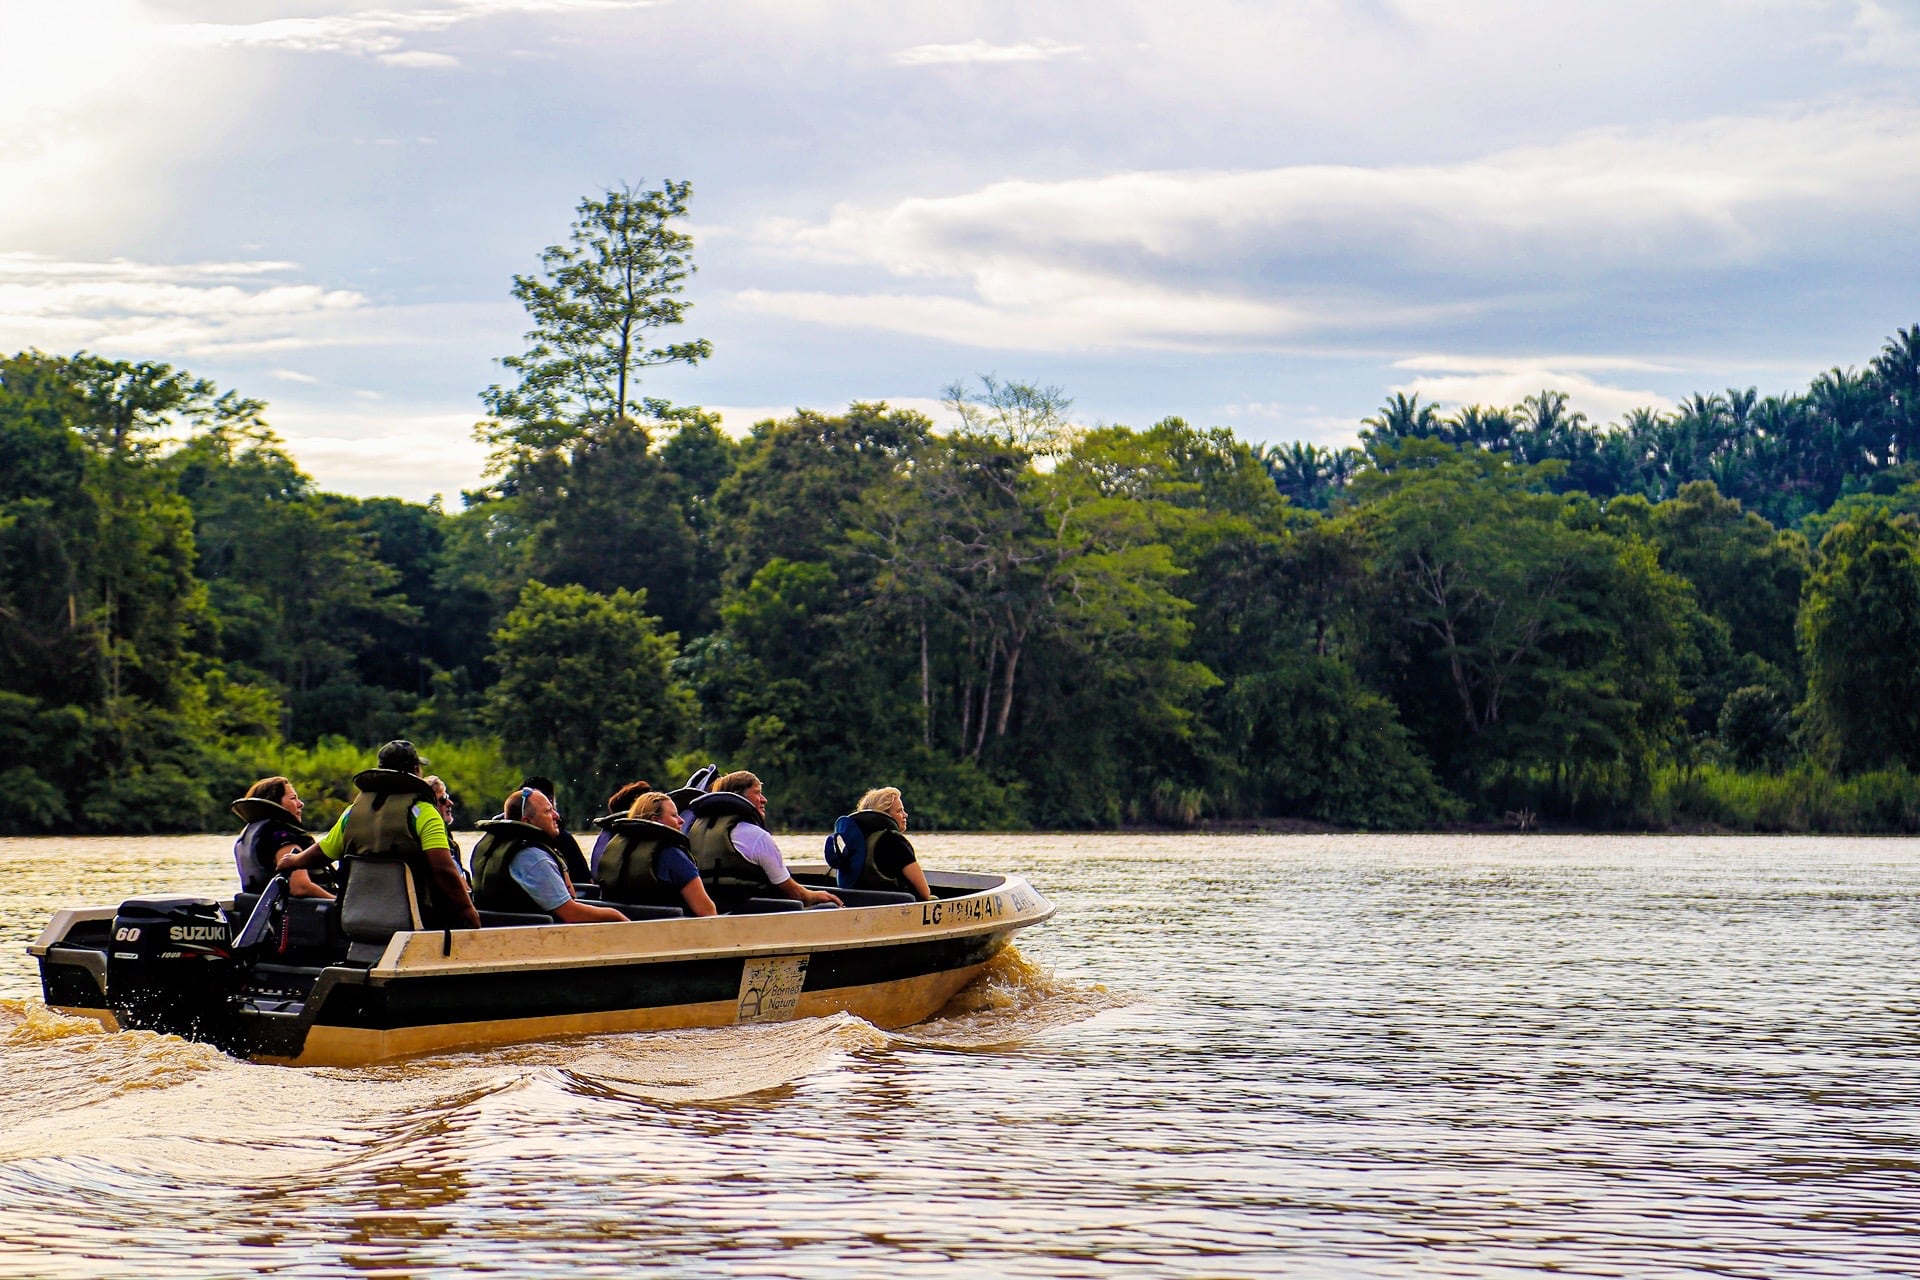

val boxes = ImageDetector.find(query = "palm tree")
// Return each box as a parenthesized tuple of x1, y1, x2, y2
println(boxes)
(1870, 325, 1920, 465)
(1360, 392, 1441, 445)
(1447, 404, 1517, 451)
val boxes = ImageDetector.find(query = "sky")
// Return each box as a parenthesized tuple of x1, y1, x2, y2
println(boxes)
(3, 0, 1919, 503)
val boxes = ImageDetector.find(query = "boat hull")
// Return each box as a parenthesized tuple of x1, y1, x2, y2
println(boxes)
(30, 869, 1053, 1066)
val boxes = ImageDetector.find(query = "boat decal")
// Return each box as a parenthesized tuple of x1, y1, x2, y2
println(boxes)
(921, 893, 1007, 926)
(736, 954, 810, 1024)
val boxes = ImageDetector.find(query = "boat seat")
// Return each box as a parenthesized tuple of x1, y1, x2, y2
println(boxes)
(478, 909, 555, 928)
(230, 892, 343, 956)
(604, 902, 686, 921)
(337, 856, 423, 964)
(729, 897, 803, 914)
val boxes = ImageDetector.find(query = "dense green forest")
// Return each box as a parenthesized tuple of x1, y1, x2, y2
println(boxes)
(5, 186, 1920, 834)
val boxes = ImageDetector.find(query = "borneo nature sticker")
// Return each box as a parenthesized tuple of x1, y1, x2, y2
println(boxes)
(736, 954, 810, 1023)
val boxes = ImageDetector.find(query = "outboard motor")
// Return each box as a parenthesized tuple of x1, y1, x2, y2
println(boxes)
(106, 896, 243, 1050)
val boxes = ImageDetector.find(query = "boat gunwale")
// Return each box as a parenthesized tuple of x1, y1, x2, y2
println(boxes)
(28, 872, 1055, 982)
(363, 871, 1052, 979)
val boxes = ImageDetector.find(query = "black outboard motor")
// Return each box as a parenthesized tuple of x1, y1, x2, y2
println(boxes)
(106, 897, 243, 1051)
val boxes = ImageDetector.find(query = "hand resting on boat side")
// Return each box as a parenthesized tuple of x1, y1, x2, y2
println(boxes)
(500, 787, 628, 924)
(854, 786, 933, 901)
(722, 774, 843, 909)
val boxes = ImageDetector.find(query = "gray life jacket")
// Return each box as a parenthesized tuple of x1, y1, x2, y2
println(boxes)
(469, 819, 567, 916)
(597, 818, 693, 903)
(338, 769, 458, 928)
(684, 791, 773, 895)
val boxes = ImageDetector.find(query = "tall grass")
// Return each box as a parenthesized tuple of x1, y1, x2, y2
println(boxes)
(1646, 763, 1920, 833)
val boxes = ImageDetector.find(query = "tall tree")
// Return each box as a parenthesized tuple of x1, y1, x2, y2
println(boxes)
(1348, 440, 1692, 805)
(479, 181, 712, 468)
(486, 580, 692, 804)
(1798, 510, 1920, 773)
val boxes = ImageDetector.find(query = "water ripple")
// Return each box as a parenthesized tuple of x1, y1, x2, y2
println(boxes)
(3, 834, 1920, 1277)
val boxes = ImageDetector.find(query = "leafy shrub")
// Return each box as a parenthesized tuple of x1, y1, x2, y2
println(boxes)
(1222, 657, 1460, 829)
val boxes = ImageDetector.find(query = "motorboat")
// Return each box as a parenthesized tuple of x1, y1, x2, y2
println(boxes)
(27, 863, 1054, 1067)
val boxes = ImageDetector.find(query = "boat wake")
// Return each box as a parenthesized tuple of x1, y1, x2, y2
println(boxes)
(893, 945, 1126, 1049)
(0, 943, 1114, 1196)
(435, 1012, 892, 1106)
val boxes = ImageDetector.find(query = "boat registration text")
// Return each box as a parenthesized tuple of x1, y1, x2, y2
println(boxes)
(921, 893, 1021, 926)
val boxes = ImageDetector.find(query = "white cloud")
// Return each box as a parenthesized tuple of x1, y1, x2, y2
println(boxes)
(168, 0, 659, 62)
(272, 368, 322, 383)
(890, 38, 1085, 66)
(0, 2, 224, 249)
(378, 49, 463, 68)
(1388, 358, 1675, 423)
(0, 254, 367, 358)
(1837, 0, 1920, 65)
(1391, 353, 1680, 375)
(741, 100, 1920, 352)
(263, 406, 489, 502)
(735, 276, 1478, 353)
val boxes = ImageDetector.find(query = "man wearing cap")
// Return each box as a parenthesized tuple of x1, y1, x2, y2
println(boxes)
(279, 740, 482, 930)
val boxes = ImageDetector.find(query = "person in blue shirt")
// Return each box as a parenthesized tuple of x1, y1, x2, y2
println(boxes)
(618, 791, 717, 916)
(471, 787, 627, 923)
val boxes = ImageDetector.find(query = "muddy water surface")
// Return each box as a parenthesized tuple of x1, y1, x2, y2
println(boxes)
(2, 833, 1918, 1278)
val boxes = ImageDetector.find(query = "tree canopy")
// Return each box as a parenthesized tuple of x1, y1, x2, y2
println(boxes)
(4, 207, 1919, 833)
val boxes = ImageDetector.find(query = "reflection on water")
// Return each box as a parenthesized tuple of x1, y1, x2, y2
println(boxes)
(3, 833, 1919, 1277)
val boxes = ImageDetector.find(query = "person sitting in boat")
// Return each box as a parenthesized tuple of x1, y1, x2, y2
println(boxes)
(517, 776, 595, 885)
(846, 787, 934, 901)
(277, 740, 482, 930)
(231, 776, 330, 898)
(471, 786, 628, 923)
(596, 791, 718, 916)
(423, 774, 461, 868)
(685, 770, 842, 909)
(589, 779, 653, 870)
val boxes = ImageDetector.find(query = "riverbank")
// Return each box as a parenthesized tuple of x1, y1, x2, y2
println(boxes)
(13, 762, 1920, 840)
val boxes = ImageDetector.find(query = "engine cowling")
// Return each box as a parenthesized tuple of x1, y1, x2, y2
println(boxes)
(106, 897, 242, 1050)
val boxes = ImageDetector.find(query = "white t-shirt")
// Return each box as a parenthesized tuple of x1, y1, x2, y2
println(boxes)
(732, 822, 791, 885)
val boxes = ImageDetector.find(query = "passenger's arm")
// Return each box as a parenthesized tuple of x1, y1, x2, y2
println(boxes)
(772, 877, 842, 908)
(678, 878, 718, 917)
(552, 897, 628, 924)
(423, 847, 483, 929)
(277, 845, 327, 874)
(287, 867, 335, 900)
(281, 816, 343, 875)
(902, 862, 933, 901)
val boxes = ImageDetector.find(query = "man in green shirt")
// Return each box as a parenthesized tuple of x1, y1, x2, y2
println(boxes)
(280, 740, 482, 930)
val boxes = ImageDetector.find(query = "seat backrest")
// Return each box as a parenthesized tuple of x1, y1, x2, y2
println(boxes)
(338, 856, 423, 958)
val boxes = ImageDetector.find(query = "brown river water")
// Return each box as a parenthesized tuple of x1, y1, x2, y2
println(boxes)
(1, 833, 1917, 1279)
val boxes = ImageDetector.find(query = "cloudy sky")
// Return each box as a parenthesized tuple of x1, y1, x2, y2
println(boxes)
(5, 0, 1919, 501)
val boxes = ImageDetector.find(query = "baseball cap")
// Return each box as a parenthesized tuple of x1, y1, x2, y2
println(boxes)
(377, 740, 428, 772)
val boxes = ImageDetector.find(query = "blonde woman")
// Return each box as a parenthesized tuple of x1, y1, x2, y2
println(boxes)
(852, 786, 933, 901)
(597, 791, 718, 917)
